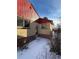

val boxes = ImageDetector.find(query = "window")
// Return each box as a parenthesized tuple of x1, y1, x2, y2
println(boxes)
(41, 25, 48, 29)
(17, 16, 30, 29)
(17, 19, 23, 26)
(23, 20, 30, 28)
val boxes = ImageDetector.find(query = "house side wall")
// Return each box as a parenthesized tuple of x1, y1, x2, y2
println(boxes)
(27, 22, 37, 36)
(27, 22, 53, 36)
(39, 23, 52, 35)
(17, 28, 27, 37)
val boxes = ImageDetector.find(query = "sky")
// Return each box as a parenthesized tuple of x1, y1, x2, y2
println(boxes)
(29, 0, 61, 20)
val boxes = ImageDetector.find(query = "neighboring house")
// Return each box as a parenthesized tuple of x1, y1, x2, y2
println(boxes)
(28, 17, 54, 39)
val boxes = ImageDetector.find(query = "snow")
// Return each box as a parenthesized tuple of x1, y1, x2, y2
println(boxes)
(17, 37, 61, 59)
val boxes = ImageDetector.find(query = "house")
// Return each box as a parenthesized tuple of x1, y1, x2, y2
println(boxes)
(17, 0, 39, 38)
(17, 0, 40, 48)
(28, 17, 54, 39)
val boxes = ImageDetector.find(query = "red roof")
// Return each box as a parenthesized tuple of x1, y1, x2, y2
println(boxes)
(17, 0, 39, 20)
(35, 18, 53, 24)
(17, 0, 30, 19)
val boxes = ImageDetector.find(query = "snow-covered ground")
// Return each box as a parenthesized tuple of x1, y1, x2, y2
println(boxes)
(17, 37, 61, 59)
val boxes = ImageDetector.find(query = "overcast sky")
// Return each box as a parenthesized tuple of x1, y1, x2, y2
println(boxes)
(29, 0, 61, 20)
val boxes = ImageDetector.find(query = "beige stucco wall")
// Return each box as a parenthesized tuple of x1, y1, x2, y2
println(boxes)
(38, 29, 51, 35)
(17, 27, 27, 37)
(27, 22, 37, 36)
(50, 23, 53, 31)
(38, 23, 52, 35)
(27, 22, 53, 36)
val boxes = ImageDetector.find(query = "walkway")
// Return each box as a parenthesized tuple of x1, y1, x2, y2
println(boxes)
(17, 37, 61, 59)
